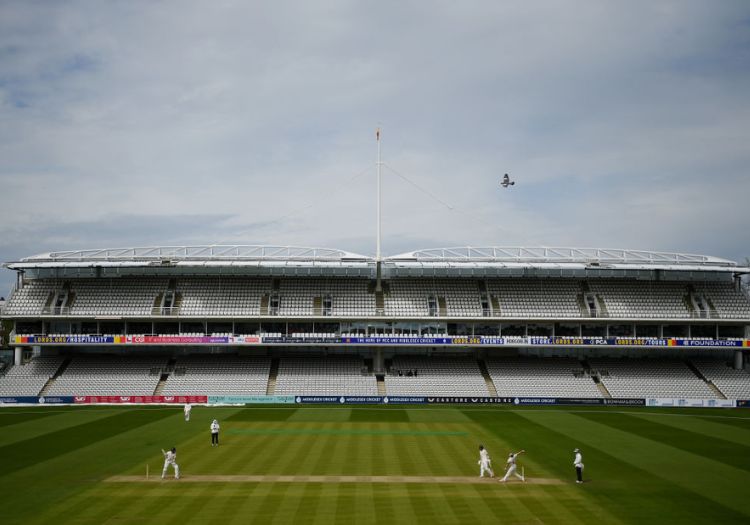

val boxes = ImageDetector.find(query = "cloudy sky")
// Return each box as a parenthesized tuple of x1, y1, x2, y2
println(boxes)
(1, 1, 749, 291)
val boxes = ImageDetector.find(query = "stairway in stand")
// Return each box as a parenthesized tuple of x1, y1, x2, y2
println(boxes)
(266, 358, 280, 395)
(477, 359, 498, 397)
(38, 357, 72, 396)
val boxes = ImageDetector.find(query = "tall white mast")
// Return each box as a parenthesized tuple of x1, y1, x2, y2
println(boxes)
(376, 127, 382, 262)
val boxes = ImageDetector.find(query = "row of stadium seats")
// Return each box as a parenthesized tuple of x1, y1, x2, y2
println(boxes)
(385, 356, 490, 396)
(4, 278, 750, 319)
(588, 359, 718, 399)
(163, 356, 271, 396)
(487, 357, 603, 398)
(1, 355, 749, 399)
(274, 356, 377, 396)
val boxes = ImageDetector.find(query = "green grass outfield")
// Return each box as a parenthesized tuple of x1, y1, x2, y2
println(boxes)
(1, 404, 750, 524)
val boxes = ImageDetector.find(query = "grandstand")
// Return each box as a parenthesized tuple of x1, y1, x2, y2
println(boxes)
(1, 245, 749, 401)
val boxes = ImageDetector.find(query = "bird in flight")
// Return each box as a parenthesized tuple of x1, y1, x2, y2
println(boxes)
(500, 173, 515, 188)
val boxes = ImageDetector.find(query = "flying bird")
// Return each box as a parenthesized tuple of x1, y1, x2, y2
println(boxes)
(500, 173, 515, 188)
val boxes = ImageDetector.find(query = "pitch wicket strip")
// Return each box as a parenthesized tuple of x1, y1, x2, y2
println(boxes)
(106, 474, 562, 485)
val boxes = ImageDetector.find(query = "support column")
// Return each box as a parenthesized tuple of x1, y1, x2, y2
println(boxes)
(14, 347, 22, 366)
(374, 347, 384, 373)
(734, 350, 744, 371)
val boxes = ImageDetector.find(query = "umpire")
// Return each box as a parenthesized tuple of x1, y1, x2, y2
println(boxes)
(573, 448, 584, 483)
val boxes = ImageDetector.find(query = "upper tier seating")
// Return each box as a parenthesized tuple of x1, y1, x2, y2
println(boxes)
(487, 280, 582, 318)
(691, 358, 750, 399)
(693, 282, 750, 319)
(177, 278, 270, 316)
(589, 358, 718, 399)
(3, 281, 58, 316)
(4, 277, 749, 320)
(384, 280, 483, 317)
(588, 281, 690, 318)
(0, 356, 64, 396)
(46, 356, 167, 396)
(70, 279, 168, 316)
(274, 356, 378, 395)
(163, 355, 271, 396)
(277, 279, 375, 316)
(487, 357, 602, 397)
(385, 356, 489, 396)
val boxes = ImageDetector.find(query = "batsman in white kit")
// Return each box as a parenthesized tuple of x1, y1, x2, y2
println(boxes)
(184, 403, 192, 422)
(161, 447, 180, 480)
(500, 449, 525, 482)
(478, 445, 494, 478)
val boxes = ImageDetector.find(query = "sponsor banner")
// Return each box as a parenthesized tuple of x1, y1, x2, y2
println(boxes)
(264, 337, 339, 344)
(128, 336, 229, 344)
(13, 334, 748, 348)
(428, 397, 515, 404)
(207, 395, 295, 405)
(15, 335, 124, 345)
(384, 396, 427, 404)
(73, 395, 207, 404)
(295, 396, 340, 404)
(737, 400, 750, 408)
(0, 396, 40, 404)
(646, 398, 737, 408)
(230, 336, 262, 344)
(341, 337, 454, 345)
(0, 396, 75, 404)
(602, 398, 646, 406)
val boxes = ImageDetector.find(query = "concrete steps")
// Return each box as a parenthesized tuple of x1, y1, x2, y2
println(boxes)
(477, 359, 498, 397)
(266, 358, 280, 395)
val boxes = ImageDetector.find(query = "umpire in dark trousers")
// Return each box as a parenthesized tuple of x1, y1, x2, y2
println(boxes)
(574, 448, 584, 483)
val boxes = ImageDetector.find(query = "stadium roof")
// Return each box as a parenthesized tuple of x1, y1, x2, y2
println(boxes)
(5, 245, 748, 279)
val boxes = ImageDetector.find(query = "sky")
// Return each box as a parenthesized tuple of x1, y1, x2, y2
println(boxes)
(1, 1, 749, 293)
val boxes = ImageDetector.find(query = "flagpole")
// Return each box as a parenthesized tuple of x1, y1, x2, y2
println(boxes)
(375, 128, 383, 293)
(376, 128, 382, 262)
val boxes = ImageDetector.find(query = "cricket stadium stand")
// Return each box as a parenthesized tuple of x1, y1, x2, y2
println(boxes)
(1, 245, 750, 400)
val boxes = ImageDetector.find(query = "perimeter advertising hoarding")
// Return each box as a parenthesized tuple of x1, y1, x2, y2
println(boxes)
(208, 395, 295, 404)
(0, 396, 74, 404)
(646, 398, 736, 408)
(13, 334, 748, 347)
(73, 395, 208, 404)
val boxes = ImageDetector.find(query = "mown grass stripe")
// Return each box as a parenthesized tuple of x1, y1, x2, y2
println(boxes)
(0, 408, 172, 476)
(310, 482, 339, 525)
(519, 410, 750, 519)
(635, 411, 750, 446)
(0, 410, 60, 428)
(577, 412, 750, 473)
(437, 483, 482, 523)
(163, 482, 222, 525)
(0, 409, 122, 448)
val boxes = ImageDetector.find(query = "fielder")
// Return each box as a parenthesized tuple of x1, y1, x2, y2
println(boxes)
(210, 419, 220, 446)
(574, 448, 584, 483)
(500, 449, 525, 482)
(184, 403, 192, 422)
(161, 447, 180, 480)
(478, 445, 494, 478)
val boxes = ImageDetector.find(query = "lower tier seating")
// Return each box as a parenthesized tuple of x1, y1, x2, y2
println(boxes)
(590, 358, 718, 399)
(0, 356, 65, 396)
(385, 356, 489, 396)
(274, 356, 378, 396)
(487, 357, 602, 397)
(163, 356, 271, 396)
